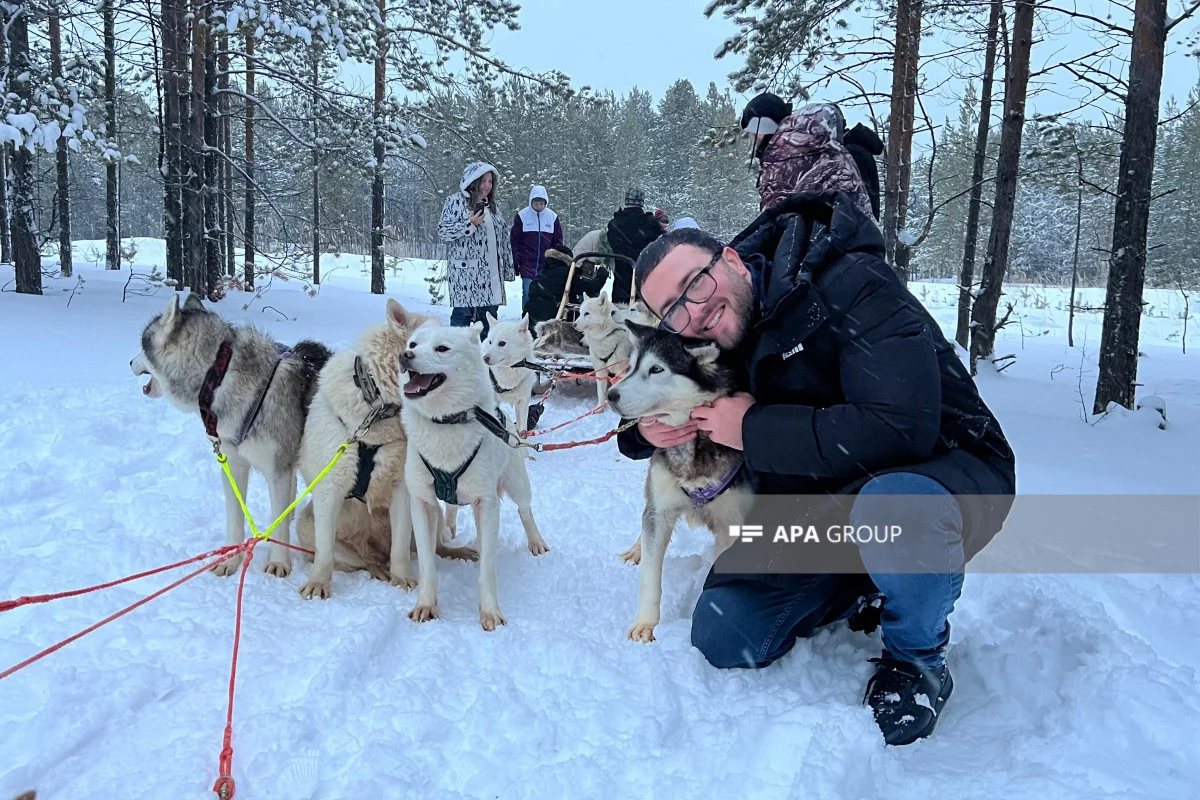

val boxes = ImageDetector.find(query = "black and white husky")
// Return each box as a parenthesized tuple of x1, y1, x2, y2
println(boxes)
(606, 321, 755, 642)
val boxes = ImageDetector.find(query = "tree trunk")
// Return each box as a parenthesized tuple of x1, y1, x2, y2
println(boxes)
(882, 0, 923, 283)
(969, 0, 1036, 373)
(187, 0, 207, 295)
(0, 26, 10, 266)
(371, 0, 387, 295)
(50, 3, 72, 277)
(104, 0, 118, 270)
(956, 0, 1001, 348)
(7, 3, 40, 295)
(1069, 134, 1083, 348)
(160, 0, 184, 289)
(204, 28, 221, 297)
(220, 24, 234, 279)
(311, 51, 321, 285)
(1093, 0, 1167, 413)
(243, 31, 255, 289)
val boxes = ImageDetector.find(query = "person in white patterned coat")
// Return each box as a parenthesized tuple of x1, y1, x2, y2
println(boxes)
(438, 162, 516, 339)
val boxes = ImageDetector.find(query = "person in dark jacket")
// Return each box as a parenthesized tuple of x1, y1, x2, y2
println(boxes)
(842, 122, 884, 220)
(606, 187, 663, 305)
(523, 245, 609, 331)
(617, 192, 1016, 747)
(511, 185, 565, 312)
(741, 92, 881, 220)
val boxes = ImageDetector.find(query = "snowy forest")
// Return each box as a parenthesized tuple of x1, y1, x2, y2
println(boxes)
(1, 0, 1197, 415)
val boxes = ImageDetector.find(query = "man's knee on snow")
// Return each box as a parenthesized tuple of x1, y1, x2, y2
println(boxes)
(690, 588, 796, 670)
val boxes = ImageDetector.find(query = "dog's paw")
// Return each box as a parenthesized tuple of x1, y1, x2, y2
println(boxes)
(299, 580, 332, 600)
(627, 621, 657, 643)
(528, 537, 550, 556)
(211, 554, 243, 577)
(408, 603, 439, 623)
(619, 541, 642, 565)
(264, 560, 292, 579)
(366, 564, 390, 582)
(437, 543, 479, 561)
(390, 573, 417, 590)
(480, 607, 507, 631)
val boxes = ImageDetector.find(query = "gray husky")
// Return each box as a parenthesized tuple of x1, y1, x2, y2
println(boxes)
(130, 293, 332, 577)
(606, 321, 754, 643)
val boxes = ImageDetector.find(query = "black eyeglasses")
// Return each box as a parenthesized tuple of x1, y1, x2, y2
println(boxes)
(656, 251, 721, 334)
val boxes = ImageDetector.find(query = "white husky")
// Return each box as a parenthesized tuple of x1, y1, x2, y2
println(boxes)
(400, 320, 550, 630)
(294, 299, 476, 600)
(574, 291, 632, 406)
(606, 321, 755, 643)
(481, 311, 537, 438)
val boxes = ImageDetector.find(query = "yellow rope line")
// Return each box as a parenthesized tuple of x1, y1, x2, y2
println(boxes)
(214, 442, 351, 541)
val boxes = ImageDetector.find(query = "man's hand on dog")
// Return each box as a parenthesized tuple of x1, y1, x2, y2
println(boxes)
(637, 416, 700, 448)
(690, 392, 757, 450)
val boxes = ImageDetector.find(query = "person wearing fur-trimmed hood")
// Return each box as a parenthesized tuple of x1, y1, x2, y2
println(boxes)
(510, 184, 564, 311)
(438, 161, 515, 339)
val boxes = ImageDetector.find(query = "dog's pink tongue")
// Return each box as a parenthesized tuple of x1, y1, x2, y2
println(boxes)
(404, 372, 436, 394)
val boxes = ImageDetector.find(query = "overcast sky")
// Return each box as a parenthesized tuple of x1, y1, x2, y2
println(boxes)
(469, 0, 1200, 136)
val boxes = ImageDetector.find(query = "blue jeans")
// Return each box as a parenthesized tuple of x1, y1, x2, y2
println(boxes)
(450, 305, 499, 339)
(691, 473, 965, 670)
(522, 277, 532, 311)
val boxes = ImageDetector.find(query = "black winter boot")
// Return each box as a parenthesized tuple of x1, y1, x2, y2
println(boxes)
(863, 654, 953, 745)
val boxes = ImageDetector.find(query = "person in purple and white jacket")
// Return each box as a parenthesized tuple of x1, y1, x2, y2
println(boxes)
(510, 185, 564, 311)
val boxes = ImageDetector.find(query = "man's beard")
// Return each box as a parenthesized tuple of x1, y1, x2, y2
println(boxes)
(717, 262, 756, 350)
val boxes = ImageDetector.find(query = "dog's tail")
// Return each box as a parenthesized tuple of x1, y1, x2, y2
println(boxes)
(292, 340, 335, 409)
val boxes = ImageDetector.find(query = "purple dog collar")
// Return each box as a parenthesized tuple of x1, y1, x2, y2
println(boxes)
(682, 458, 744, 509)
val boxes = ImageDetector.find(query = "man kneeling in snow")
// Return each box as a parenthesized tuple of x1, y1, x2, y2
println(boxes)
(616, 197, 1016, 746)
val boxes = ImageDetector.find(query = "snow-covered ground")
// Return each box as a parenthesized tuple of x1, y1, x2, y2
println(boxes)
(1, 240, 1198, 800)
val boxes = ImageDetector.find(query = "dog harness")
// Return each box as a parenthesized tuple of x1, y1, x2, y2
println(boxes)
(416, 406, 510, 505)
(230, 342, 293, 446)
(489, 367, 518, 395)
(198, 341, 235, 439)
(682, 458, 745, 509)
(198, 340, 295, 447)
(343, 356, 403, 504)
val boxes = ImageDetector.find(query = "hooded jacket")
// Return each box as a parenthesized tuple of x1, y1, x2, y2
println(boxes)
(510, 185, 565, 280)
(618, 191, 1015, 561)
(438, 162, 515, 307)
(756, 104, 876, 222)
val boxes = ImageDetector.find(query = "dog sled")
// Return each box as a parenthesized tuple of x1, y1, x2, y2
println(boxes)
(529, 250, 636, 375)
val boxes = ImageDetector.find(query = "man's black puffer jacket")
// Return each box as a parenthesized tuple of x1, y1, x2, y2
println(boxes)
(618, 191, 1016, 560)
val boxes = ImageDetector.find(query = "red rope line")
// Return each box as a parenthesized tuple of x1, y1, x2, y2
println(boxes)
(212, 539, 258, 800)
(0, 544, 250, 682)
(0, 543, 246, 614)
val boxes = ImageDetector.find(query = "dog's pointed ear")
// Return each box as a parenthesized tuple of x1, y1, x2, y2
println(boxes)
(161, 293, 182, 329)
(386, 298, 409, 332)
(623, 319, 655, 340)
(685, 341, 721, 366)
(598, 290, 608, 305)
(182, 293, 206, 313)
(485, 310, 499, 326)
(469, 320, 484, 336)
(518, 313, 529, 333)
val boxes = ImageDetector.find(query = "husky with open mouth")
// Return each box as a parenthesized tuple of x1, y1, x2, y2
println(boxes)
(400, 319, 549, 630)
(606, 321, 755, 642)
(129, 293, 332, 577)
(294, 298, 477, 600)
